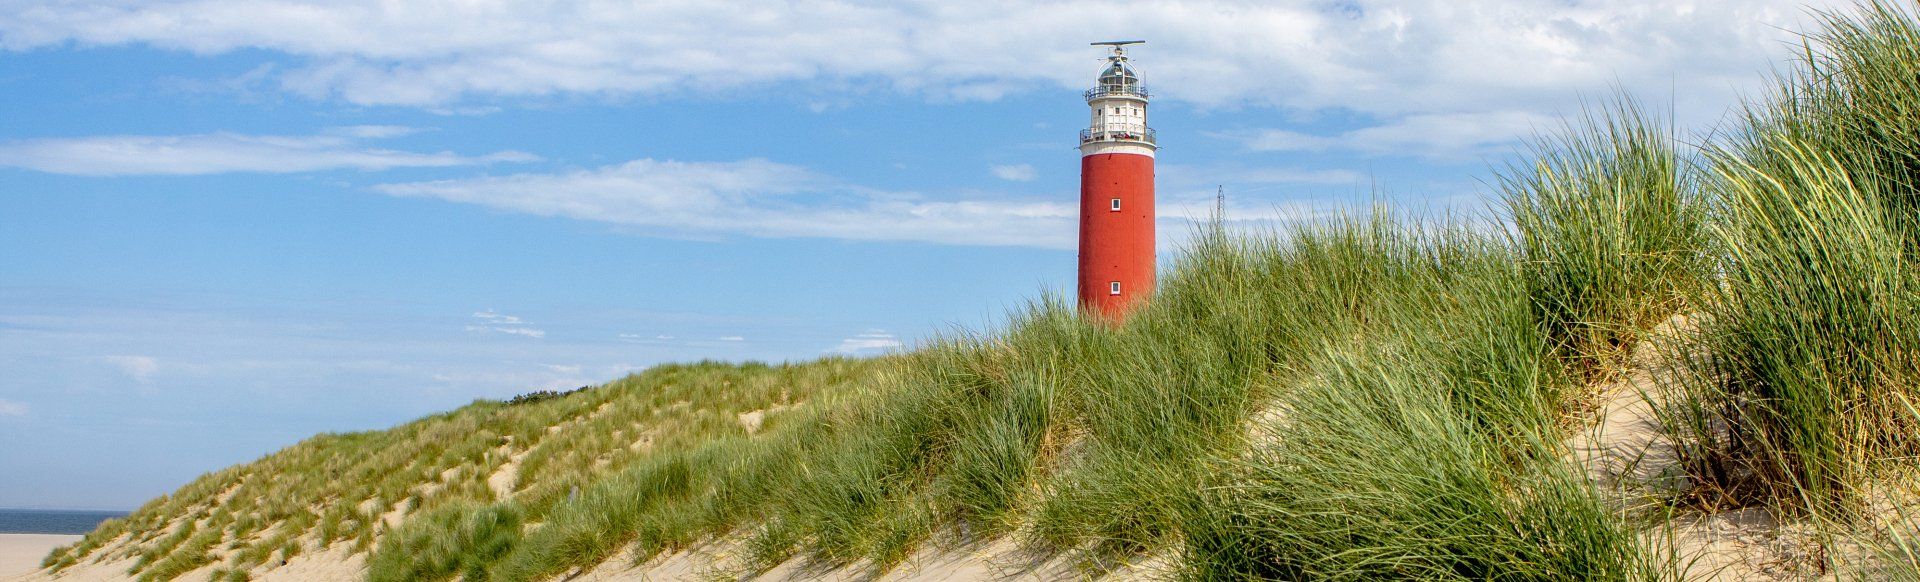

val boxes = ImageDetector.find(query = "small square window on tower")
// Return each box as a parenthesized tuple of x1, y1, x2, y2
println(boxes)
(1110, 198, 1122, 211)
(1109, 281, 1122, 295)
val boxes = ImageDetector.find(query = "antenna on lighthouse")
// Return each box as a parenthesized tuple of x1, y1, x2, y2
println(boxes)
(1091, 40, 1145, 58)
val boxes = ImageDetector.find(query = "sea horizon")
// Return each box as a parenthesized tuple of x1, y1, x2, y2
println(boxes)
(0, 508, 128, 536)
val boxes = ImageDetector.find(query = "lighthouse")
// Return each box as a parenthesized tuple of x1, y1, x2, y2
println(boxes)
(1077, 40, 1156, 320)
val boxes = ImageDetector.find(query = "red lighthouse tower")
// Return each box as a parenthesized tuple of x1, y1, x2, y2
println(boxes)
(1077, 41, 1156, 320)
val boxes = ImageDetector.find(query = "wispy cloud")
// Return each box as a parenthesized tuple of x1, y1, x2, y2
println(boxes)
(466, 310, 545, 339)
(717, 336, 746, 342)
(829, 330, 904, 355)
(0, 127, 536, 176)
(375, 158, 1078, 248)
(471, 310, 525, 325)
(488, 327, 546, 338)
(1160, 164, 1366, 188)
(0, 399, 26, 417)
(101, 355, 159, 382)
(990, 164, 1037, 182)
(326, 125, 420, 139)
(1213, 111, 1556, 160)
(377, 157, 1379, 249)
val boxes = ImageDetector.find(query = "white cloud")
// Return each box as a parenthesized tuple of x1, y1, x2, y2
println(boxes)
(375, 158, 1078, 248)
(466, 310, 545, 339)
(990, 164, 1037, 182)
(0, 128, 536, 176)
(490, 327, 546, 339)
(1216, 111, 1559, 160)
(471, 310, 525, 325)
(0, 399, 26, 417)
(829, 330, 905, 355)
(102, 355, 159, 382)
(0, 0, 1841, 122)
(717, 336, 746, 342)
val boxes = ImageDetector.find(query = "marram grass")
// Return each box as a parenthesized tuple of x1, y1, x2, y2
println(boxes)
(1660, 0, 1920, 521)
(1500, 96, 1707, 383)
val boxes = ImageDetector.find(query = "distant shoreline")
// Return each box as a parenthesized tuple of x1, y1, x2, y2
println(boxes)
(0, 509, 125, 536)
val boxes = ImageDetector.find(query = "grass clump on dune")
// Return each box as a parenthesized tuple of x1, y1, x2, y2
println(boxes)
(368, 501, 523, 582)
(1501, 97, 1707, 382)
(1181, 217, 1666, 581)
(1663, 0, 1920, 520)
(1675, 135, 1920, 514)
(1191, 345, 1652, 580)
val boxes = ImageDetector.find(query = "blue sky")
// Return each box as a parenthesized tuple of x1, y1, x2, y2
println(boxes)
(0, 0, 1845, 509)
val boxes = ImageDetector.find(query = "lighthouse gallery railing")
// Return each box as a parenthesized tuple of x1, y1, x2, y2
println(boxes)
(1084, 84, 1151, 101)
(1080, 127, 1157, 145)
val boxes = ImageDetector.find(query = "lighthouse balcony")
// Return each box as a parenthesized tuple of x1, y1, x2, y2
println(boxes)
(1080, 127, 1157, 145)
(1084, 84, 1151, 101)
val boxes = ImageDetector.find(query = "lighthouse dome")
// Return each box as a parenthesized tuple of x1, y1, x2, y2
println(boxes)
(1098, 60, 1138, 87)
(1086, 58, 1149, 101)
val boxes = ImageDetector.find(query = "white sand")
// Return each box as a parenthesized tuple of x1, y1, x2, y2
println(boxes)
(0, 534, 78, 580)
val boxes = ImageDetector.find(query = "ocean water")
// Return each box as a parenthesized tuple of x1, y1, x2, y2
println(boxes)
(0, 508, 128, 535)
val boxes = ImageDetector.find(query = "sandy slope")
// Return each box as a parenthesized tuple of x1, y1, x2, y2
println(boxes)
(561, 534, 1167, 581)
(0, 535, 78, 581)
